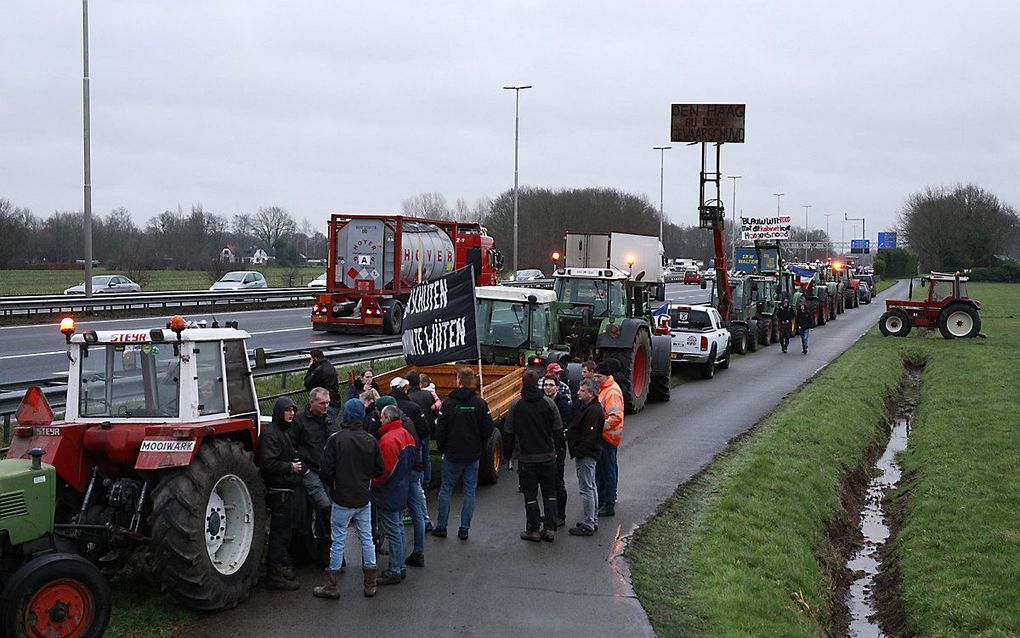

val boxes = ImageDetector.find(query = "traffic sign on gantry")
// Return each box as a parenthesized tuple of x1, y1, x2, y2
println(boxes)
(670, 104, 746, 143)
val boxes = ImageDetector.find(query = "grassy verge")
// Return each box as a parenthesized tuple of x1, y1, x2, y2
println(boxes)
(876, 277, 899, 293)
(0, 267, 323, 296)
(629, 283, 1019, 636)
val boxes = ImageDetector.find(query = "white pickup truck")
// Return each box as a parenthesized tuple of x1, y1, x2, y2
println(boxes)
(669, 304, 732, 379)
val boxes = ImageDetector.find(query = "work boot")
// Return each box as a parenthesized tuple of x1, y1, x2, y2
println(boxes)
(266, 563, 300, 591)
(598, 507, 615, 518)
(405, 552, 425, 567)
(279, 560, 297, 582)
(458, 528, 469, 540)
(569, 524, 595, 536)
(312, 569, 341, 599)
(540, 527, 555, 542)
(376, 570, 402, 586)
(362, 567, 378, 598)
(520, 529, 541, 542)
(431, 527, 447, 538)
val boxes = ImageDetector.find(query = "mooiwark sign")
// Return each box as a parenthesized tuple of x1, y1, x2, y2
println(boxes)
(740, 215, 791, 241)
(670, 103, 746, 143)
(401, 266, 479, 366)
(734, 247, 757, 273)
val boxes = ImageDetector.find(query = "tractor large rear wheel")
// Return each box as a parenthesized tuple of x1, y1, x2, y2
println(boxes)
(938, 304, 981, 339)
(648, 373, 671, 402)
(730, 325, 749, 355)
(604, 328, 651, 414)
(746, 321, 759, 353)
(1, 553, 111, 638)
(878, 310, 911, 337)
(149, 438, 266, 610)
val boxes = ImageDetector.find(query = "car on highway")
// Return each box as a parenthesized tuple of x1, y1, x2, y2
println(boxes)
(858, 280, 873, 304)
(307, 272, 327, 288)
(683, 268, 703, 285)
(513, 268, 545, 281)
(209, 271, 268, 291)
(63, 275, 141, 295)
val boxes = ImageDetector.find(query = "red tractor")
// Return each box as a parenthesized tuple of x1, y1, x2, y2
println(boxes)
(878, 272, 981, 339)
(6, 316, 267, 613)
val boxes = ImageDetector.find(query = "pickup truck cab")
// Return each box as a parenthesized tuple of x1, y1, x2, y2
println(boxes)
(669, 304, 731, 379)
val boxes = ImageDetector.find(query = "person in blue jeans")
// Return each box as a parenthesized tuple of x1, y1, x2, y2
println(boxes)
(373, 405, 418, 585)
(432, 367, 494, 541)
(796, 300, 816, 354)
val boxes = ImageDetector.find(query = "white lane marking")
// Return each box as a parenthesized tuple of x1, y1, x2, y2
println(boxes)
(0, 305, 310, 330)
(0, 350, 64, 360)
(248, 327, 310, 336)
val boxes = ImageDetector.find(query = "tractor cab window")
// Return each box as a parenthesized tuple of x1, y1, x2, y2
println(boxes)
(530, 304, 554, 347)
(79, 343, 180, 418)
(930, 279, 954, 303)
(224, 340, 256, 416)
(195, 341, 226, 416)
(555, 278, 626, 318)
(477, 300, 530, 348)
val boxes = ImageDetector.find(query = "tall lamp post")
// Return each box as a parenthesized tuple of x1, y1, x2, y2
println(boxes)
(802, 204, 812, 259)
(503, 84, 532, 274)
(824, 213, 832, 260)
(82, 0, 94, 296)
(773, 192, 784, 215)
(845, 212, 866, 260)
(727, 175, 742, 270)
(653, 146, 672, 241)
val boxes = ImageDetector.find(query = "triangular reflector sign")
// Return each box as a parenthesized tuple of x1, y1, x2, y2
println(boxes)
(15, 387, 55, 426)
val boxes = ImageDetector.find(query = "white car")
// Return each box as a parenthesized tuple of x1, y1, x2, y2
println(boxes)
(64, 275, 141, 295)
(669, 304, 731, 379)
(307, 272, 327, 288)
(210, 271, 268, 291)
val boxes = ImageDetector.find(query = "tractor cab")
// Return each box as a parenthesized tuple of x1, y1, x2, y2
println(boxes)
(476, 286, 559, 365)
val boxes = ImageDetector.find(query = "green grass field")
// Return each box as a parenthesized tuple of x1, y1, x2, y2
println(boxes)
(0, 266, 324, 296)
(629, 283, 1019, 637)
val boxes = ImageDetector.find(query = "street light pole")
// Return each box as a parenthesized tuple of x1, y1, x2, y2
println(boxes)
(824, 213, 832, 260)
(653, 146, 672, 241)
(728, 175, 742, 270)
(802, 204, 812, 259)
(82, 0, 94, 297)
(773, 192, 784, 216)
(503, 84, 532, 274)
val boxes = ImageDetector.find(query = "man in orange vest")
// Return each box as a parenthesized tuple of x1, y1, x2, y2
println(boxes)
(593, 361, 624, 517)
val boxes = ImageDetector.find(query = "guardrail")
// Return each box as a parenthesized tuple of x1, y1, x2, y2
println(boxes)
(0, 288, 316, 317)
(0, 338, 405, 454)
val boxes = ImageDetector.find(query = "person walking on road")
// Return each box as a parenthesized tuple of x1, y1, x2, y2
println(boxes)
(315, 399, 384, 600)
(291, 388, 336, 512)
(258, 397, 302, 591)
(796, 300, 816, 354)
(373, 405, 418, 586)
(566, 379, 605, 536)
(593, 361, 624, 518)
(543, 372, 571, 528)
(433, 367, 494, 541)
(303, 350, 341, 423)
(506, 370, 564, 542)
(776, 299, 795, 353)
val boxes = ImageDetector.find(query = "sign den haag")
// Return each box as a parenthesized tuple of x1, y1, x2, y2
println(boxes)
(401, 266, 479, 366)
(741, 215, 791, 241)
(670, 103, 746, 143)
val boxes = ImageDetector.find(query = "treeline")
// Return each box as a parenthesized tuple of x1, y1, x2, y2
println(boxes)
(0, 199, 326, 270)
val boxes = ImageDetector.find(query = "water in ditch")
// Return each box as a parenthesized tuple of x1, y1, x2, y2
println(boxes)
(846, 368, 919, 638)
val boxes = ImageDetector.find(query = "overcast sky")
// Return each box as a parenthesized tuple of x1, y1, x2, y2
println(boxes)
(3, 1, 1018, 243)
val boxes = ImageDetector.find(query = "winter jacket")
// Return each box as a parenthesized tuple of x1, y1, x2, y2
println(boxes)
(435, 387, 494, 463)
(258, 397, 300, 489)
(504, 386, 562, 464)
(391, 389, 429, 445)
(372, 419, 417, 511)
(567, 396, 605, 460)
(551, 385, 572, 428)
(796, 305, 816, 330)
(598, 377, 625, 447)
(303, 359, 341, 406)
(407, 385, 438, 435)
(367, 412, 423, 472)
(347, 379, 382, 401)
(320, 420, 384, 509)
(291, 407, 337, 470)
(776, 305, 795, 323)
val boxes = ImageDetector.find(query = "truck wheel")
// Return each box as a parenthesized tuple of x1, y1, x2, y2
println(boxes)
(938, 304, 981, 339)
(149, 438, 266, 611)
(1, 553, 111, 638)
(730, 325, 748, 355)
(383, 301, 404, 335)
(604, 328, 651, 414)
(648, 374, 671, 402)
(478, 427, 503, 485)
(747, 321, 758, 352)
(719, 346, 731, 370)
(699, 348, 716, 379)
(878, 310, 912, 337)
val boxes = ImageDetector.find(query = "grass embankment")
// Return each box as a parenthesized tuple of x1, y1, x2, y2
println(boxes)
(0, 266, 323, 296)
(875, 277, 898, 293)
(630, 282, 1019, 636)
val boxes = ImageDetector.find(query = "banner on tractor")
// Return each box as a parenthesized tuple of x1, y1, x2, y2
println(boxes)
(740, 215, 791, 241)
(401, 266, 479, 366)
(734, 247, 758, 272)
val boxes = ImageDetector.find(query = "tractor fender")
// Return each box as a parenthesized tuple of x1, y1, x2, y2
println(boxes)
(649, 334, 672, 377)
(6, 422, 92, 493)
(595, 318, 648, 351)
(542, 349, 572, 367)
(135, 418, 258, 471)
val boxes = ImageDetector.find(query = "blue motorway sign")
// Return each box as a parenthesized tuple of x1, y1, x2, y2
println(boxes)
(734, 247, 757, 272)
(850, 239, 871, 255)
(877, 232, 897, 250)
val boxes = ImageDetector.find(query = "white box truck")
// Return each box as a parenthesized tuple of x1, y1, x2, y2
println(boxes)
(563, 232, 665, 283)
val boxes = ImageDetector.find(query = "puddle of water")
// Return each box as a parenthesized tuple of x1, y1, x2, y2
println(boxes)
(846, 370, 919, 638)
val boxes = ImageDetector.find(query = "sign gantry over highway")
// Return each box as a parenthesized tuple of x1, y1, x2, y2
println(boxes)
(670, 103, 746, 143)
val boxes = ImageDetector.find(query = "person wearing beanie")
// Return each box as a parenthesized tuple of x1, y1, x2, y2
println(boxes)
(592, 361, 624, 517)
(258, 396, 302, 590)
(315, 398, 384, 600)
(388, 378, 429, 568)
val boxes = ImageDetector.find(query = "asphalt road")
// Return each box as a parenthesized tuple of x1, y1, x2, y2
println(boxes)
(198, 282, 903, 638)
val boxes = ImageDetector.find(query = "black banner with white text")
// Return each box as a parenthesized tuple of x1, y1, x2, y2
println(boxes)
(400, 266, 478, 365)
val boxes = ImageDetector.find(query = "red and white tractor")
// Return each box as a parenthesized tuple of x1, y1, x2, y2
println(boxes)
(878, 271, 982, 339)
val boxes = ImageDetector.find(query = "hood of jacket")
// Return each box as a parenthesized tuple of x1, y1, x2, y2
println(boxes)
(521, 386, 545, 403)
(449, 386, 477, 401)
(272, 396, 296, 427)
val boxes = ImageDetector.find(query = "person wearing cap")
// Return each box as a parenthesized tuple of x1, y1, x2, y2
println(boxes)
(315, 399, 384, 600)
(405, 371, 438, 501)
(304, 349, 341, 423)
(258, 396, 302, 591)
(543, 371, 571, 528)
(387, 378, 430, 568)
(593, 361, 624, 517)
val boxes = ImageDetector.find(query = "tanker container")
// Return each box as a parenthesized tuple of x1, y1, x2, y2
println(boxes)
(335, 217, 456, 290)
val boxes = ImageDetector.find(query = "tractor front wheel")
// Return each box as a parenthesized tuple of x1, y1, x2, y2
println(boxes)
(879, 310, 912, 337)
(149, 438, 266, 610)
(0, 553, 111, 638)
(938, 304, 981, 339)
(730, 325, 749, 355)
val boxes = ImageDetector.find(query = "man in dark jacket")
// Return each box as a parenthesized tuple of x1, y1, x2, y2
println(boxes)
(406, 371, 437, 498)
(291, 388, 335, 510)
(566, 379, 606, 536)
(433, 367, 493, 541)
(373, 405, 418, 585)
(543, 372, 571, 528)
(776, 299, 795, 353)
(258, 397, 303, 590)
(314, 399, 384, 600)
(304, 350, 341, 422)
(795, 300, 816, 354)
(506, 370, 563, 542)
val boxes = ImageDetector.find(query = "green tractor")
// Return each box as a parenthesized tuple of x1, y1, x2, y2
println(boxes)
(475, 286, 560, 367)
(1, 446, 111, 638)
(705, 275, 777, 353)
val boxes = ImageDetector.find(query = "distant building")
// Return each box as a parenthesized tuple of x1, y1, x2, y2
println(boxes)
(251, 249, 271, 264)
(220, 245, 238, 263)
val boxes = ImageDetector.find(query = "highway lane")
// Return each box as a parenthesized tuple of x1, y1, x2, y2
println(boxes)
(200, 281, 904, 638)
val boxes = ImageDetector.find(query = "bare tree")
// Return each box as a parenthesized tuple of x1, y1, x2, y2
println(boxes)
(248, 206, 296, 248)
(401, 192, 449, 219)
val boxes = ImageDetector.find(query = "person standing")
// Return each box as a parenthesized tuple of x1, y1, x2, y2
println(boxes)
(348, 368, 381, 401)
(796, 300, 816, 354)
(542, 372, 571, 528)
(303, 350, 341, 423)
(385, 380, 430, 569)
(406, 371, 438, 498)
(373, 405, 418, 585)
(291, 388, 336, 511)
(433, 367, 494, 541)
(506, 371, 563, 542)
(314, 399, 384, 600)
(566, 379, 605, 536)
(593, 361, 624, 518)
(258, 397, 303, 590)
(776, 299, 795, 353)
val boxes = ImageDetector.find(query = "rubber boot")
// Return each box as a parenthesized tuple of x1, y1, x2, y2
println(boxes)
(266, 564, 300, 591)
(363, 567, 378, 598)
(312, 569, 341, 599)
